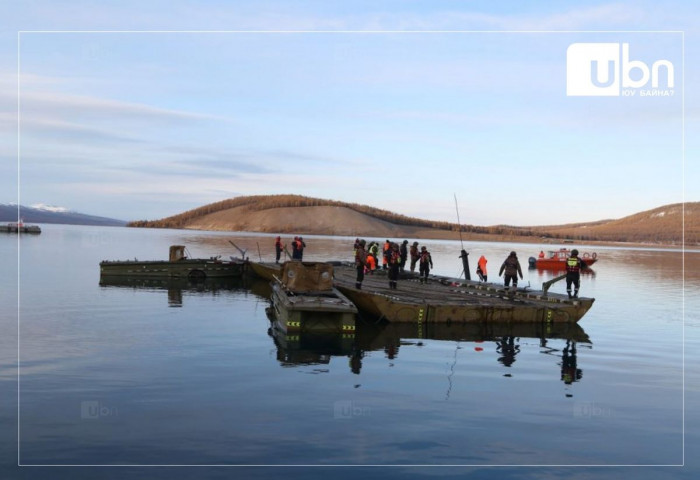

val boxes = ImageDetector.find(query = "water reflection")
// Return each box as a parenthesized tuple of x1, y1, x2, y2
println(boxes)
(496, 336, 520, 367)
(99, 275, 251, 307)
(266, 307, 591, 389)
(267, 320, 356, 368)
(560, 339, 582, 386)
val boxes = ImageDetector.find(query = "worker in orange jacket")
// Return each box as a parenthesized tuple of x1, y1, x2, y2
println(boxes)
(382, 239, 391, 270)
(476, 255, 488, 282)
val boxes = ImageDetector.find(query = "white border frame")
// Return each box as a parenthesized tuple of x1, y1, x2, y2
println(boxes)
(16, 29, 686, 468)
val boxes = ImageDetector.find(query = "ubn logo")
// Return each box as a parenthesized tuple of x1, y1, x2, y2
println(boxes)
(566, 43, 674, 96)
(80, 400, 118, 419)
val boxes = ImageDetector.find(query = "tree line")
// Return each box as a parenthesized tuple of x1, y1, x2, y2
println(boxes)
(128, 194, 695, 245)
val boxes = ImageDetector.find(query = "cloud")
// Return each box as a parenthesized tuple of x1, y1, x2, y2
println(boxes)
(19, 89, 225, 123)
(21, 116, 147, 144)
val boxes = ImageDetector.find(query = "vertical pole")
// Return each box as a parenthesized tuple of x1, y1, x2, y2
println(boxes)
(454, 194, 471, 280)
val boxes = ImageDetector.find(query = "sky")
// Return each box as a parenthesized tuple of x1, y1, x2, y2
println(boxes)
(0, 1, 697, 226)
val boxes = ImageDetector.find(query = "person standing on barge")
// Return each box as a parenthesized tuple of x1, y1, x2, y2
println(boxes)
(388, 243, 401, 289)
(399, 240, 408, 272)
(274, 236, 284, 263)
(409, 241, 420, 272)
(498, 251, 523, 289)
(476, 255, 488, 282)
(565, 249, 589, 298)
(355, 239, 368, 289)
(418, 246, 434, 284)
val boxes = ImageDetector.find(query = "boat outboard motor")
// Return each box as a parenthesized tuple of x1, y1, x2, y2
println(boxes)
(528, 256, 537, 269)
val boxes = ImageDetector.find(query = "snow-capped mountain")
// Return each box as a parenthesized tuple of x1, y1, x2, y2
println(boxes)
(29, 203, 71, 213)
(0, 203, 126, 226)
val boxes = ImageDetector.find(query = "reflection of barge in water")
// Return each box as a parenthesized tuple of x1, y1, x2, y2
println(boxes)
(100, 245, 246, 279)
(270, 262, 357, 334)
(99, 274, 249, 307)
(266, 314, 590, 382)
(267, 317, 355, 368)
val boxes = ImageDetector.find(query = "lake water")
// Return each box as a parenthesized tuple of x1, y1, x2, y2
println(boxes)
(1, 224, 699, 479)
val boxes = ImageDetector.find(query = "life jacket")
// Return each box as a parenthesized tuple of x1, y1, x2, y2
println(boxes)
(566, 256, 580, 273)
(389, 250, 401, 265)
(366, 254, 376, 270)
(478, 256, 487, 274)
(419, 250, 431, 264)
(383, 242, 391, 254)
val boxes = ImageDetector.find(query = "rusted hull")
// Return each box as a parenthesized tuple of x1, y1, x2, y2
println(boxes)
(333, 266, 594, 324)
(270, 282, 357, 334)
(248, 261, 282, 281)
(339, 288, 590, 324)
(99, 259, 246, 278)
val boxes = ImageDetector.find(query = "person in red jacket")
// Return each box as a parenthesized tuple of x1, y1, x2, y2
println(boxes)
(418, 246, 433, 284)
(274, 236, 284, 264)
(387, 243, 401, 289)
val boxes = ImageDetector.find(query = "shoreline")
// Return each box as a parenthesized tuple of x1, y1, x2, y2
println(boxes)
(126, 224, 697, 251)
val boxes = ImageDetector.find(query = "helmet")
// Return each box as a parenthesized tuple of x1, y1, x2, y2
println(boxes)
(571, 249, 579, 256)
(510, 251, 516, 256)
(421, 246, 427, 251)
(359, 239, 366, 246)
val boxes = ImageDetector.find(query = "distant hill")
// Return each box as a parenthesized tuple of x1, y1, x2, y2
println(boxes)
(527, 203, 696, 245)
(0, 204, 127, 226)
(128, 194, 698, 246)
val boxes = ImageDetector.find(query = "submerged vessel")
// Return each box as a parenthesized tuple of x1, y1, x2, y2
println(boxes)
(270, 261, 357, 334)
(100, 245, 246, 279)
(529, 248, 598, 270)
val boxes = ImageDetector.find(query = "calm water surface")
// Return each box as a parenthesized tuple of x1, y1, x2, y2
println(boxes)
(1, 225, 698, 479)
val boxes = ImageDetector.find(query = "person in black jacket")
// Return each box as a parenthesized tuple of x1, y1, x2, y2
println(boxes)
(498, 251, 523, 288)
(399, 240, 408, 272)
(565, 249, 588, 298)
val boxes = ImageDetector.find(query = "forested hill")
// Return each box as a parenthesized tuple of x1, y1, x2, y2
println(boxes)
(128, 195, 698, 245)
